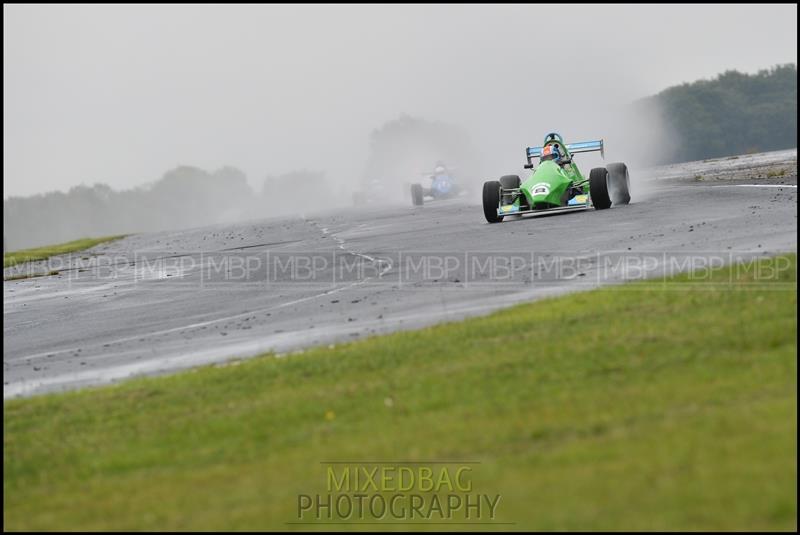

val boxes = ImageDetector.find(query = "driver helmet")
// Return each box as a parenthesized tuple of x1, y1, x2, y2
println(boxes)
(540, 144, 562, 163)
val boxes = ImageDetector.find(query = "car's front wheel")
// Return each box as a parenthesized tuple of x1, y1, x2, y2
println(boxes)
(589, 167, 612, 210)
(482, 180, 504, 223)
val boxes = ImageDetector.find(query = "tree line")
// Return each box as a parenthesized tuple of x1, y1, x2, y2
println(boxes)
(3, 167, 332, 250)
(641, 64, 796, 164)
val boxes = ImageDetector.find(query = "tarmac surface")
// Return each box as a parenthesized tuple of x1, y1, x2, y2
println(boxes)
(4, 149, 797, 398)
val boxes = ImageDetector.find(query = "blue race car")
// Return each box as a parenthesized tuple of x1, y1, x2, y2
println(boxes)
(410, 162, 462, 206)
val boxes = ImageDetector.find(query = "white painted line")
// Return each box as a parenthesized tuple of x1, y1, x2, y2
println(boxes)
(714, 184, 797, 188)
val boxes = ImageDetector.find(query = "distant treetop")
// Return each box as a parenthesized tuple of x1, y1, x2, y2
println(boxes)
(647, 64, 796, 163)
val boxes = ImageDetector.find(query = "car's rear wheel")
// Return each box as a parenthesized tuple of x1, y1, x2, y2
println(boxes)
(411, 183, 424, 206)
(499, 175, 521, 189)
(589, 167, 612, 210)
(482, 180, 504, 223)
(606, 162, 631, 205)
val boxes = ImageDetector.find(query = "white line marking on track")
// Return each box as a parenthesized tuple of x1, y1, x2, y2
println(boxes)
(714, 184, 797, 188)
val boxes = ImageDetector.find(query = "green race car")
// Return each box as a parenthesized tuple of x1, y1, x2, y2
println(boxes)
(482, 132, 631, 223)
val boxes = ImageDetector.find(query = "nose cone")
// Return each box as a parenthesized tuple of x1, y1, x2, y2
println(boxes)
(527, 160, 570, 208)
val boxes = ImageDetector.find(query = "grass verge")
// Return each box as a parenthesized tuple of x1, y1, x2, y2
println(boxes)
(3, 270, 61, 282)
(3, 255, 797, 530)
(3, 235, 127, 268)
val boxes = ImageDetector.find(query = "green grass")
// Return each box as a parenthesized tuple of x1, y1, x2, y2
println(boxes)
(4, 255, 797, 531)
(3, 270, 61, 282)
(3, 235, 127, 268)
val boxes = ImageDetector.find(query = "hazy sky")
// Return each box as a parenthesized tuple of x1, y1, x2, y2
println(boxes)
(4, 4, 797, 198)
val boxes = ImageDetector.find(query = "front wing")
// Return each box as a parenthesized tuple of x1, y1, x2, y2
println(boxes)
(498, 194, 590, 217)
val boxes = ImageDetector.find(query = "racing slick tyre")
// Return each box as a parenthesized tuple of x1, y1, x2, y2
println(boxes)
(482, 180, 504, 223)
(499, 175, 521, 189)
(606, 162, 631, 205)
(589, 167, 612, 210)
(411, 183, 424, 206)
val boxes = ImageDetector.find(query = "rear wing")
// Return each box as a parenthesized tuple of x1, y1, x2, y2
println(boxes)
(526, 139, 604, 165)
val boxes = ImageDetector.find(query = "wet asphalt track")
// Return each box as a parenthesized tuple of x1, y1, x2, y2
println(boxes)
(4, 150, 797, 398)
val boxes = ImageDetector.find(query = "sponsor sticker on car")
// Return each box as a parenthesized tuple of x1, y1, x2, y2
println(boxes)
(531, 183, 550, 196)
